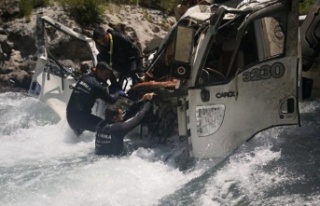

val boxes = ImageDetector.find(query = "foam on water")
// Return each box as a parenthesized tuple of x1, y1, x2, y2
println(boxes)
(0, 92, 204, 206)
(196, 99, 320, 205)
(0, 92, 60, 135)
(2, 92, 320, 206)
(1, 153, 196, 206)
(199, 146, 286, 205)
(158, 99, 320, 206)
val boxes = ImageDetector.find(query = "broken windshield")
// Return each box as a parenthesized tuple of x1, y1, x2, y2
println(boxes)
(197, 7, 287, 86)
(42, 20, 95, 78)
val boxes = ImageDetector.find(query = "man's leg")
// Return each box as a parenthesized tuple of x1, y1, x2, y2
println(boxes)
(67, 112, 103, 135)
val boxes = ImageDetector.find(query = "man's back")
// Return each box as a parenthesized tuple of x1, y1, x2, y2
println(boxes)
(97, 30, 141, 75)
(67, 72, 118, 112)
(67, 73, 101, 113)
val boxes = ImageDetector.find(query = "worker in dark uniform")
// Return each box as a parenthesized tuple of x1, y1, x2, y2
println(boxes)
(93, 27, 144, 88)
(66, 61, 125, 135)
(95, 92, 155, 156)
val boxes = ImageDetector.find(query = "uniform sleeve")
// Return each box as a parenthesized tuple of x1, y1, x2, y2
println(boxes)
(113, 102, 151, 135)
(91, 78, 120, 104)
(122, 101, 144, 121)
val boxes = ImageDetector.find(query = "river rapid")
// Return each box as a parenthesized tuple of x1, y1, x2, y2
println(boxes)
(1, 92, 320, 206)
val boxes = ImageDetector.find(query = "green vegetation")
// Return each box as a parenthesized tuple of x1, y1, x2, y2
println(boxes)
(137, 0, 179, 14)
(101, 0, 179, 14)
(58, 0, 104, 26)
(19, 0, 33, 19)
(300, 0, 314, 15)
(32, 0, 51, 8)
(56, 0, 179, 27)
(19, 0, 50, 17)
(1, 0, 316, 25)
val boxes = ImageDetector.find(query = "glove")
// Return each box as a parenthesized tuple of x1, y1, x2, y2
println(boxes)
(118, 90, 126, 96)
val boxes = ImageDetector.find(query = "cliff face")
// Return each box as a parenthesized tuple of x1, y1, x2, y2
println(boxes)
(0, 2, 175, 92)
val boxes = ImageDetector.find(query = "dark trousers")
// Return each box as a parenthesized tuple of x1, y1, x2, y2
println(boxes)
(67, 110, 103, 135)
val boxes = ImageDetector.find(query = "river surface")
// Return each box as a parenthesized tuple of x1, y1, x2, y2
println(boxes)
(0, 92, 320, 206)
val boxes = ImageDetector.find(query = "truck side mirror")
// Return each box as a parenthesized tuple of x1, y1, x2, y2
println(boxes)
(171, 26, 194, 79)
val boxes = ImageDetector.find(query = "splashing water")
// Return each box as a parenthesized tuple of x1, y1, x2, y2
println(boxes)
(0, 92, 205, 206)
(1, 92, 320, 206)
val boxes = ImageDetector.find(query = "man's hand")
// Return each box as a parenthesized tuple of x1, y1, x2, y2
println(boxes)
(141, 92, 156, 101)
(118, 90, 126, 96)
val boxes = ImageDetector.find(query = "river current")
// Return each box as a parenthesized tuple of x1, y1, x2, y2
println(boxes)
(0, 92, 319, 206)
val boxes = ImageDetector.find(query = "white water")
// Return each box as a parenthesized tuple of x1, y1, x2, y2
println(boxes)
(0, 92, 206, 206)
(1, 92, 320, 206)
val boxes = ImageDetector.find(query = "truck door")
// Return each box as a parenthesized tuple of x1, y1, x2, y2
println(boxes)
(185, 1, 300, 159)
(300, 0, 320, 98)
(29, 16, 97, 119)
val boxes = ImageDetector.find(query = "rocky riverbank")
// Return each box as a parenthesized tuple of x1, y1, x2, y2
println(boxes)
(0, 1, 174, 92)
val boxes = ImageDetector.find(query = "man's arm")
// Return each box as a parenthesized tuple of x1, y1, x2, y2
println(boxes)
(91, 79, 120, 104)
(115, 102, 151, 135)
(122, 101, 144, 121)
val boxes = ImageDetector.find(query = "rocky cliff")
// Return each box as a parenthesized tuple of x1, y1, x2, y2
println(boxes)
(0, 1, 175, 92)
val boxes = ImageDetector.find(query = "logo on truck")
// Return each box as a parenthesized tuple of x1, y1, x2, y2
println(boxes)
(242, 62, 285, 82)
(216, 92, 236, 98)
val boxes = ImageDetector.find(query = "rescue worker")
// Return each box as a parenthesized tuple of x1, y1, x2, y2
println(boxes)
(66, 61, 125, 136)
(95, 92, 155, 156)
(93, 27, 144, 88)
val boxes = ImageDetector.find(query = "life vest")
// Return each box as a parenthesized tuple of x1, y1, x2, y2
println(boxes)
(95, 123, 112, 155)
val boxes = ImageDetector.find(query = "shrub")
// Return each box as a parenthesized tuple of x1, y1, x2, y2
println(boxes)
(19, 0, 50, 19)
(32, 0, 50, 8)
(19, 0, 33, 18)
(159, 0, 179, 14)
(138, 0, 179, 14)
(300, 0, 314, 15)
(59, 0, 104, 27)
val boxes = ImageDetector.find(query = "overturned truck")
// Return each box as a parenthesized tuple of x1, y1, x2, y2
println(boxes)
(29, 0, 320, 159)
